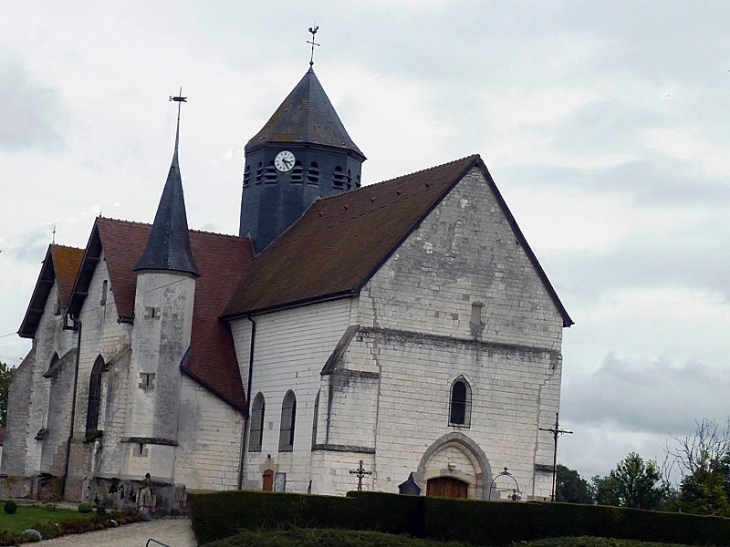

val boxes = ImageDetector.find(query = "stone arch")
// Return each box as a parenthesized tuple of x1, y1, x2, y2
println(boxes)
(416, 432, 492, 499)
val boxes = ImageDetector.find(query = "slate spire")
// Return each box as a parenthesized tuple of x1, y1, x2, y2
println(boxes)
(134, 94, 199, 276)
(245, 66, 364, 159)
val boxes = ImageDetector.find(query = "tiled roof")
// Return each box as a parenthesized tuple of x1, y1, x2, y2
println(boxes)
(71, 218, 252, 411)
(52, 246, 86, 307)
(223, 154, 573, 327)
(18, 244, 84, 338)
(223, 155, 481, 317)
(246, 67, 365, 159)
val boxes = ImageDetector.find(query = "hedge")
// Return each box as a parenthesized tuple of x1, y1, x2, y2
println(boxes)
(189, 490, 730, 546)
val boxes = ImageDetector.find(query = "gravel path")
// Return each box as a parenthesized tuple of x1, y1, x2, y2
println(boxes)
(34, 517, 197, 546)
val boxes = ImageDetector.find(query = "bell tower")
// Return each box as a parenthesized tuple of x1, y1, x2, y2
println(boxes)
(239, 28, 366, 253)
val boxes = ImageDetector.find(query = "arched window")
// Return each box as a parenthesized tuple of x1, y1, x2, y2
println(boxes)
(278, 390, 297, 451)
(85, 356, 104, 436)
(311, 391, 320, 448)
(249, 392, 265, 452)
(100, 280, 108, 305)
(449, 377, 472, 427)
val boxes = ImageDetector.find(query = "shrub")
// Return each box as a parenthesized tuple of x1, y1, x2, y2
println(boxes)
(2, 500, 17, 514)
(43, 492, 62, 510)
(78, 503, 93, 513)
(96, 505, 107, 516)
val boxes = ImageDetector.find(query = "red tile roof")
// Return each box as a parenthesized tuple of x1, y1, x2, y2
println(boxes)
(51, 246, 85, 307)
(223, 155, 480, 317)
(18, 245, 84, 338)
(223, 154, 572, 327)
(71, 218, 252, 411)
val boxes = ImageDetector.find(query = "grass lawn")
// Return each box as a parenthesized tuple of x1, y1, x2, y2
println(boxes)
(0, 503, 93, 534)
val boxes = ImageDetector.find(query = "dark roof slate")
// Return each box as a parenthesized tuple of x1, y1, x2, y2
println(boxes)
(18, 245, 84, 338)
(134, 125, 199, 276)
(223, 154, 573, 327)
(246, 67, 365, 159)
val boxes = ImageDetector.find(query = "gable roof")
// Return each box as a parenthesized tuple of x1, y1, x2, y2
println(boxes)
(246, 67, 365, 160)
(223, 154, 573, 328)
(18, 244, 84, 338)
(67, 217, 252, 411)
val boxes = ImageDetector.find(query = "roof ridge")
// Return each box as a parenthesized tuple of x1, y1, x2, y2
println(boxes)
(319, 154, 481, 202)
(189, 227, 239, 239)
(99, 216, 241, 241)
(50, 243, 84, 251)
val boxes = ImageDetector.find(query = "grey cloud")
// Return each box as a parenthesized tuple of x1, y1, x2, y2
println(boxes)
(0, 48, 67, 151)
(562, 353, 730, 436)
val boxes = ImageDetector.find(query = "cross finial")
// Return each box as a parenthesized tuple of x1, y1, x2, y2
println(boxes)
(307, 25, 320, 66)
(52, 226, 56, 244)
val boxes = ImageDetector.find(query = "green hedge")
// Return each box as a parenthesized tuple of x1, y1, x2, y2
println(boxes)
(189, 490, 730, 546)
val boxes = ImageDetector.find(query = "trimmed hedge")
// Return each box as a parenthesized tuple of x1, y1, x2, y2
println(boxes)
(189, 490, 730, 546)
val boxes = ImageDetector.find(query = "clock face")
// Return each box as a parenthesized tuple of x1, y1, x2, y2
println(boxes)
(274, 150, 296, 172)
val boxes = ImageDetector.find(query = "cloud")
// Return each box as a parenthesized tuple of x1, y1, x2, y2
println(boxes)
(563, 353, 730, 436)
(0, 48, 67, 151)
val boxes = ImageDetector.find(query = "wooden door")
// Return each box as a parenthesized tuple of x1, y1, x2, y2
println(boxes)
(262, 470, 274, 492)
(426, 477, 468, 498)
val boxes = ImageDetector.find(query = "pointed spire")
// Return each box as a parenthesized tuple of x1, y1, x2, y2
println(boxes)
(134, 91, 199, 276)
(246, 67, 365, 160)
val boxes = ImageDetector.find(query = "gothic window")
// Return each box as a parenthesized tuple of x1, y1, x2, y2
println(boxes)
(311, 391, 320, 448)
(243, 165, 251, 186)
(333, 166, 345, 187)
(307, 162, 320, 185)
(278, 390, 296, 451)
(250, 392, 265, 452)
(85, 356, 104, 436)
(100, 280, 108, 305)
(346, 169, 352, 190)
(449, 377, 472, 427)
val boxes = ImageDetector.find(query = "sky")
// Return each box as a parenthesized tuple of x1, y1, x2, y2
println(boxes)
(1, 1, 729, 483)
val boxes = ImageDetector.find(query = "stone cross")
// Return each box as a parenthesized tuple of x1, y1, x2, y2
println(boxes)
(349, 460, 372, 492)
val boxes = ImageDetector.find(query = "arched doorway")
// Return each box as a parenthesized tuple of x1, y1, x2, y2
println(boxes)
(416, 432, 492, 499)
(426, 476, 468, 498)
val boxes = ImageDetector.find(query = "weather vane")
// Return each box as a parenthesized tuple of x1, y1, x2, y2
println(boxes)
(307, 25, 320, 66)
(169, 87, 187, 152)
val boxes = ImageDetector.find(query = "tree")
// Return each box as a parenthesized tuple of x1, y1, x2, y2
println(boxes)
(556, 464, 594, 504)
(667, 418, 730, 516)
(0, 360, 15, 426)
(593, 452, 669, 510)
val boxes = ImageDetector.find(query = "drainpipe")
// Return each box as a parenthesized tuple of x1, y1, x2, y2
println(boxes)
(237, 314, 256, 489)
(61, 316, 82, 500)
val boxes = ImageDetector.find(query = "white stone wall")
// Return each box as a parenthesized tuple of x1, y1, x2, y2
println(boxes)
(174, 375, 244, 490)
(356, 168, 564, 350)
(8, 282, 78, 477)
(341, 167, 566, 500)
(70, 253, 133, 484)
(230, 299, 353, 493)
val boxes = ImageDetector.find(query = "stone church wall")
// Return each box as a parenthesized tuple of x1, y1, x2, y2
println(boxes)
(230, 299, 352, 493)
(346, 167, 565, 500)
(175, 375, 244, 490)
(65, 253, 132, 500)
(356, 167, 564, 349)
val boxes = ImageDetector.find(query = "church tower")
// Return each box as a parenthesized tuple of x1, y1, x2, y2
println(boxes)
(239, 43, 366, 253)
(127, 94, 198, 481)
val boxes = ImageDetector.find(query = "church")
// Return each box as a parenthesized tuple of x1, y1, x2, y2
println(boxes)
(1, 58, 572, 505)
